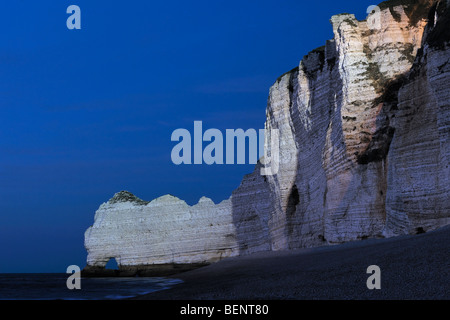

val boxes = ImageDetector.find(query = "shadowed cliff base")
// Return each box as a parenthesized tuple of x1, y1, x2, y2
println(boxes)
(132, 225, 450, 300)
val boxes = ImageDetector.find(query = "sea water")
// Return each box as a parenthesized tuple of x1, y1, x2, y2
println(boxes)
(0, 273, 183, 300)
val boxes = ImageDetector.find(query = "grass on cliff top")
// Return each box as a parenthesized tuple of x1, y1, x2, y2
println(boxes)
(109, 190, 150, 205)
(378, 0, 436, 25)
(343, 18, 358, 27)
(275, 44, 326, 83)
(276, 66, 299, 83)
(333, 12, 352, 17)
(311, 45, 325, 53)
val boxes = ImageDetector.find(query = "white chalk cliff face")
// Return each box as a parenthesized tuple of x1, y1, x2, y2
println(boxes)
(84, 192, 238, 274)
(384, 0, 450, 236)
(84, 0, 450, 275)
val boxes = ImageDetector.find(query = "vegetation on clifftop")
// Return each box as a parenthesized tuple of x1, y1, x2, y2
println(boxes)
(378, 0, 436, 26)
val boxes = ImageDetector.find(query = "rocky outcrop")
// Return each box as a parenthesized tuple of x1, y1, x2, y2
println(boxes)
(83, 0, 450, 276)
(83, 191, 238, 276)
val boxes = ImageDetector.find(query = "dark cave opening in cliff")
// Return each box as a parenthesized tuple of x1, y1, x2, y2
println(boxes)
(287, 185, 300, 217)
(105, 258, 119, 270)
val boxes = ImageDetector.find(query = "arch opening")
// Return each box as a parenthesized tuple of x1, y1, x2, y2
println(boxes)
(105, 257, 119, 270)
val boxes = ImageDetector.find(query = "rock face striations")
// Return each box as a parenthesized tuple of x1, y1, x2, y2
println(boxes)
(83, 0, 450, 276)
(83, 192, 238, 276)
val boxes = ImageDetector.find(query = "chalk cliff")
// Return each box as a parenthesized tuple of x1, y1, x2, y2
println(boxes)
(83, 191, 238, 276)
(83, 0, 450, 276)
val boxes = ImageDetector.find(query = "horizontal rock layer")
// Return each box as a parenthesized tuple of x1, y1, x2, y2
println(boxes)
(84, 0, 450, 275)
(84, 192, 238, 274)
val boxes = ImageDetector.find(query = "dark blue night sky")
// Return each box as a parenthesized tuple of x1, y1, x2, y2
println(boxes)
(0, 0, 374, 272)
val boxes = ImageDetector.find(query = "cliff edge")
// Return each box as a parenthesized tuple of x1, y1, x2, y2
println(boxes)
(83, 0, 450, 276)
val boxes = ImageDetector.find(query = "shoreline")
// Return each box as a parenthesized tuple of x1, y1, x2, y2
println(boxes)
(82, 262, 209, 278)
(129, 225, 450, 300)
